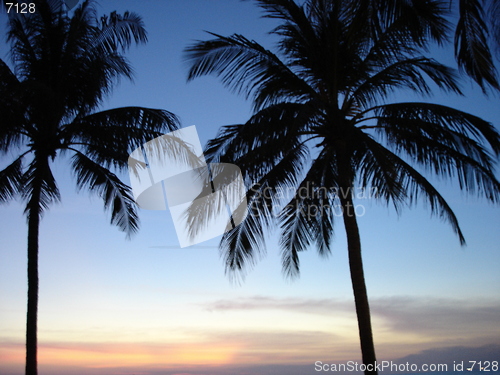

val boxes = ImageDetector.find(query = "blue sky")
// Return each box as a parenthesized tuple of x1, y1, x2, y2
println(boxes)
(0, 1, 499, 374)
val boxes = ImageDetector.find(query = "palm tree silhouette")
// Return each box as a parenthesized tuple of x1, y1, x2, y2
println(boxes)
(185, 0, 500, 373)
(0, 1, 179, 374)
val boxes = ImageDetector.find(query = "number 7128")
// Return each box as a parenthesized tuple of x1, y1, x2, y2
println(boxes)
(5, 3, 36, 13)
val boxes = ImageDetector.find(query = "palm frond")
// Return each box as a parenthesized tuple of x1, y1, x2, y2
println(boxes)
(0, 157, 24, 203)
(372, 102, 500, 202)
(204, 124, 242, 164)
(488, 0, 500, 57)
(218, 136, 308, 279)
(59, 51, 134, 116)
(279, 195, 314, 278)
(352, 57, 461, 107)
(355, 147, 407, 212)
(66, 107, 181, 169)
(182, 163, 247, 241)
(219, 191, 268, 283)
(254, 0, 308, 23)
(22, 158, 61, 216)
(256, 0, 321, 61)
(185, 32, 314, 109)
(343, 0, 450, 49)
(214, 132, 310, 281)
(360, 15, 422, 66)
(358, 133, 467, 244)
(205, 102, 313, 168)
(278, 150, 337, 278)
(308, 151, 337, 258)
(71, 151, 139, 236)
(454, 0, 499, 91)
(214, 140, 309, 280)
(59, 4, 138, 113)
(185, 32, 276, 95)
(0, 59, 26, 150)
(6, 13, 38, 80)
(231, 106, 312, 178)
(374, 102, 500, 155)
(0, 58, 19, 90)
(94, 10, 147, 53)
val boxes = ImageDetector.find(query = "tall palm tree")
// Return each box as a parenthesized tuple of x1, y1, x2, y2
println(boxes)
(0, 1, 180, 374)
(184, 0, 500, 373)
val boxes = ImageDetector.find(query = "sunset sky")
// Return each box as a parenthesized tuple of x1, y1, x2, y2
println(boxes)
(0, 1, 499, 375)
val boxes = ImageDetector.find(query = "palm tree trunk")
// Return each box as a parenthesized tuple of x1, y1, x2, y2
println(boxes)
(340, 192, 378, 375)
(25, 184, 41, 375)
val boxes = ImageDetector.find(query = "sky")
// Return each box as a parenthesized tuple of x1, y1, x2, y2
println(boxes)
(0, 1, 499, 375)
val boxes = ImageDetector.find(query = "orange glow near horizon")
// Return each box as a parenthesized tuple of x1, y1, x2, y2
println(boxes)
(0, 341, 242, 371)
(0, 334, 352, 372)
(40, 342, 241, 368)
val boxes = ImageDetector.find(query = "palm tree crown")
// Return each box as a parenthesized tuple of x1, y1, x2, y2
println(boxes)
(185, 0, 500, 373)
(0, 1, 179, 374)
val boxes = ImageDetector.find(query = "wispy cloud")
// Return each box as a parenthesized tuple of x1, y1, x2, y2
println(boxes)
(203, 295, 353, 316)
(371, 296, 500, 344)
(202, 295, 500, 348)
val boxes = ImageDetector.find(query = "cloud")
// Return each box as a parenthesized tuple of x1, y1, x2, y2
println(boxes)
(202, 295, 500, 349)
(203, 295, 353, 316)
(371, 296, 500, 343)
(204, 295, 500, 328)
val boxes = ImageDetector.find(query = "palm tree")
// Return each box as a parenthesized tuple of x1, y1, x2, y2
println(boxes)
(184, 0, 500, 373)
(0, 1, 180, 374)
